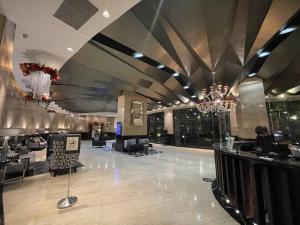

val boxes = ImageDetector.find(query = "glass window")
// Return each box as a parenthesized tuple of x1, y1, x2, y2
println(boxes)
(147, 112, 164, 142)
(173, 108, 230, 148)
(267, 100, 300, 142)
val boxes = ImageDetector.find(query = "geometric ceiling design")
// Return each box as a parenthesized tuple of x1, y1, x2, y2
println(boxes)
(57, 0, 300, 113)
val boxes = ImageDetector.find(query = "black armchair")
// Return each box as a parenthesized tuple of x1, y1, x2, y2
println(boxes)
(92, 136, 106, 148)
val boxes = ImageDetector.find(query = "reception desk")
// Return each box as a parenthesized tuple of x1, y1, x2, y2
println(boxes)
(213, 144, 300, 225)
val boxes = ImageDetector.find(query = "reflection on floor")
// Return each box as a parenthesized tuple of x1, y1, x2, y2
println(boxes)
(4, 141, 237, 225)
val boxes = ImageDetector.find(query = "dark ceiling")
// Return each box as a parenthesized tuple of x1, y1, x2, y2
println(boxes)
(55, 0, 300, 113)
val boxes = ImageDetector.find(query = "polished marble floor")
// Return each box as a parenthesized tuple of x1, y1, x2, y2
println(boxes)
(4, 142, 237, 225)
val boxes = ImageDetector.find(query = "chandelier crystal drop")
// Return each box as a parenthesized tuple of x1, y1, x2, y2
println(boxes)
(196, 83, 236, 114)
(30, 71, 51, 100)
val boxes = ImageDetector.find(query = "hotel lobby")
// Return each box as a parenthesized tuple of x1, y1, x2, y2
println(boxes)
(1, 0, 300, 225)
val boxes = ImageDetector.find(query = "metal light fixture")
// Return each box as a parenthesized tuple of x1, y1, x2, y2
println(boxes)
(248, 72, 257, 77)
(257, 50, 270, 58)
(157, 64, 165, 69)
(172, 72, 179, 77)
(279, 26, 297, 35)
(133, 52, 144, 58)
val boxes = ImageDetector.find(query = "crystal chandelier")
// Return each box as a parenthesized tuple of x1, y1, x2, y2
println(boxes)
(47, 109, 57, 121)
(20, 63, 60, 106)
(197, 83, 236, 114)
(30, 71, 51, 100)
(47, 102, 71, 115)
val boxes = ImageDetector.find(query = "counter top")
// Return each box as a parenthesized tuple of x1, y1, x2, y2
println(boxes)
(213, 143, 300, 169)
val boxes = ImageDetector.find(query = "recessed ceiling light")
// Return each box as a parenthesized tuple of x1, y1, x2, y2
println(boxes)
(183, 85, 189, 89)
(258, 50, 270, 58)
(248, 72, 257, 77)
(172, 72, 179, 77)
(67, 47, 74, 52)
(133, 52, 144, 58)
(287, 85, 300, 94)
(157, 64, 165, 69)
(279, 26, 297, 35)
(191, 95, 197, 98)
(103, 10, 110, 18)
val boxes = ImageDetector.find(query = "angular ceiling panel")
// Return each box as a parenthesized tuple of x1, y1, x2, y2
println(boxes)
(101, 11, 181, 73)
(158, 0, 213, 71)
(57, 0, 300, 112)
(244, 0, 272, 62)
(248, 0, 300, 59)
(200, 0, 237, 69)
(259, 28, 300, 80)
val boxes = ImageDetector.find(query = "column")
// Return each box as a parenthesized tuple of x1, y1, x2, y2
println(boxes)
(233, 77, 269, 139)
(164, 108, 174, 134)
(117, 91, 147, 136)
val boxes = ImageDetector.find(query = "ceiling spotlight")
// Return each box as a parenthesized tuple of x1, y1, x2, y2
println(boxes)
(133, 52, 144, 58)
(235, 209, 240, 214)
(183, 85, 189, 89)
(67, 47, 74, 52)
(191, 95, 197, 98)
(157, 64, 165, 69)
(172, 72, 179, 77)
(158, 101, 162, 104)
(279, 26, 297, 35)
(103, 10, 110, 18)
(248, 72, 257, 77)
(258, 50, 270, 58)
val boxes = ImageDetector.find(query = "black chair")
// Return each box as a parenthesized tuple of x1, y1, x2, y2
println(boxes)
(92, 136, 106, 148)
(4, 158, 29, 183)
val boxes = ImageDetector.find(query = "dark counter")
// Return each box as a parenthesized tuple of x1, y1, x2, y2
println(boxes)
(213, 144, 300, 225)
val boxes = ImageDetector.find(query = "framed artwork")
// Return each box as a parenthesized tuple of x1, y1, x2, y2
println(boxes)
(131, 100, 143, 126)
(65, 134, 81, 154)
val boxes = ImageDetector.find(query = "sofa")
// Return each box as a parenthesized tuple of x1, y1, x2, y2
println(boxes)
(26, 137, 48, 150)
(124, 138, 150, 154)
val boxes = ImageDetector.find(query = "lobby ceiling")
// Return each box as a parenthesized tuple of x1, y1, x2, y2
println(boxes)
(2, 0, 300, 113)
(57, 0, 300, 113)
